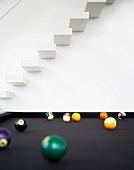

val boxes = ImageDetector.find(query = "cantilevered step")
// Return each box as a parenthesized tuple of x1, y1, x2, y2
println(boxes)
(0, 91, 14, 99)
(21, 59, 41, 72)
(5, 75, 28, 86)
(69, 12, 89, 32)
(38, 44, 56, 59)
(106, 0, 115, 5)
(54, 28, 72, 46)
(85, 0, 106, 18)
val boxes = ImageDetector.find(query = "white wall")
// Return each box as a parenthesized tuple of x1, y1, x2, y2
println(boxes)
(0, 0, 134, 112)
(0, 0, 19, 17)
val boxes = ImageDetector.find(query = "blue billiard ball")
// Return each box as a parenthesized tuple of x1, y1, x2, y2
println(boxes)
(118, 112, 126, 120)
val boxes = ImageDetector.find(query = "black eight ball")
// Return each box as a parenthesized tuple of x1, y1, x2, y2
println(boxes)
(15, 119, 27, 132)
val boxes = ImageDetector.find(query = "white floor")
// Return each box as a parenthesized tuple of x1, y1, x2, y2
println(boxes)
(0, 0, 134, 112)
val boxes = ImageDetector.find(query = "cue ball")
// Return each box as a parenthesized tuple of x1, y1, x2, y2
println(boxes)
(15, 119, 27, 132)
(41, 135, 67, 162)
(104, 117, 117, 130)
(0, 128, 11, 149)
(118, 112, 126, 120)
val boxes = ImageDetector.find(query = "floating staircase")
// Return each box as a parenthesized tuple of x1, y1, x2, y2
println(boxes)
(0, 0, 116, 99)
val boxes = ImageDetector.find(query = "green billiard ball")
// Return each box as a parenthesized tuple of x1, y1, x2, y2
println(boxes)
(41, 135, 67, 162)
(45, 112, 54, 120)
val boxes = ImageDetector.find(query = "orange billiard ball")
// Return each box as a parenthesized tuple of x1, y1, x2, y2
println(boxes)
(100, 112, 108, 120)
(104, 117, 117, 130)
(72, 113, 81, 122)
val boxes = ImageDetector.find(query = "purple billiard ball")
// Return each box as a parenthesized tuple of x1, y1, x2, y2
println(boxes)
(118, 112, 126, 120)
(0, 128, 11, 149)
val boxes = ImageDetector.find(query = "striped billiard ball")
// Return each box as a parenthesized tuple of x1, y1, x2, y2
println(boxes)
(0, 128, 11, 149)
(45, 112, 54, 120)
(118, 112, 126, 120)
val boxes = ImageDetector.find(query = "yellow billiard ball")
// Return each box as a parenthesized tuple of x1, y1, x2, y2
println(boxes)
(72, 113, 81, 122)
(104, 117, 117, 130)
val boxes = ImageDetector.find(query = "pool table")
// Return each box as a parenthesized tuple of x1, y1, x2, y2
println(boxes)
(0, 112, 134, 170)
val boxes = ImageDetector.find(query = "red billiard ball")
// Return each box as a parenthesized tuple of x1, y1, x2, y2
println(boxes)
(63, 113, 71, 122)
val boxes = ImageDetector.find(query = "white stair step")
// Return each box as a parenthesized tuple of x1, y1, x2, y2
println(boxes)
(106, 0, 115, 5)
(5, 75, 28, 86)
(38, 44, 56, 59)
(0, 91, 14, 99)
(54, 28, 72, 46)
(69, 12, 89, 32)
(85, 0, 106, 18)
(21, 59, 42, 72)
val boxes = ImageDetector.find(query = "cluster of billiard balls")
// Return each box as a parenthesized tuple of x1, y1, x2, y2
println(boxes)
(0, 112, 127, 162)
(46, 112, 81, 122)
(0, 117, 67, 162)
(100, 112, 126, 130)
(63, 113, 81, 122)
(0, 119, 27, 149)
(0, 112, 81, 162)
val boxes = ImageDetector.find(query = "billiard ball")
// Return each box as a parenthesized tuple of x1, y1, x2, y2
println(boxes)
(100, 112, 108, 120)
(63, 113, 71, 122)
(104, 117, 117, 130)
(0, 128, 11, 149)
(45, 112, 54, 120)
(64, 113, 72, 119)
(41, 135, 67, 162)
(72, 112, 81, 122)
(15, 119, 27, 132)
(118, 112, 126, 120)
